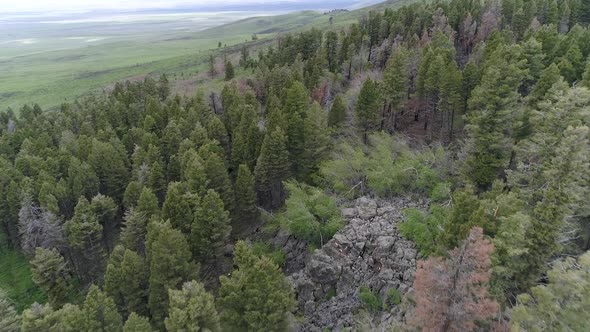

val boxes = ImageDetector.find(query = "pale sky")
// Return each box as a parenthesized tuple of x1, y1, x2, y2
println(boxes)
(0, 0, 297, 13)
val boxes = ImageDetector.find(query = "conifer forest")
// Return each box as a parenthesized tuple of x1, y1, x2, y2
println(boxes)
(1, 0, 590, 331)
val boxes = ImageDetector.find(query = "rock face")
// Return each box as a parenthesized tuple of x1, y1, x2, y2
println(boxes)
(289, 197, 426, 331)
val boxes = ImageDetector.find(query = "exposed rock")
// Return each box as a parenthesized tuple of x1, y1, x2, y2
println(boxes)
(289, 197, 428, 331)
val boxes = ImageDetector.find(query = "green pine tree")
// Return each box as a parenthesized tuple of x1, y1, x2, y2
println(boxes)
(104, 246, 149, 317)
(234, 164, 258, 228)
(191, 189, 231, 262)
(225, 61, 235, 81)
(64, 196, 105, 282)
(254, 127, 291, 209)
(355, 79, 381, 142)
(382, 48, 409, 132)
(218, 241, 295, 331)
(162, 182, 193, 234)
(0, 289, 19, 332)
(123, 313, 153, 332)
(82, 285, 123, 332)
(31, 248, 71, 308)
(165, 280, 220, 332)
(146, 220, 195, 328)
(328, 95, 346, 128)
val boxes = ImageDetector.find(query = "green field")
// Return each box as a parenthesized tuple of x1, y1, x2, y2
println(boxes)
(0, 0, 412, 111)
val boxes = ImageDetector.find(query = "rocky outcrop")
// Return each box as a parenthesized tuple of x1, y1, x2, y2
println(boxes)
(290, 197, 427, 331)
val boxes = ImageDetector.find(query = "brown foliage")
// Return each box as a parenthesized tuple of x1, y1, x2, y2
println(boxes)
(410, 227, 499, 331)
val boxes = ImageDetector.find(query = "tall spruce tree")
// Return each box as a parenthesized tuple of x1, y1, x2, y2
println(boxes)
(104, 245, 149, 317)
(234, 164, 258, 227)
(64, 196, 105, 282)
(161, 182, 193, 234)
(165, 280, 220, 332)
(381, 48, 409, 132)
(190, 189, 231, 262)
(0, 289, 19, 332)
(146, 220, 195, 328)
(328, 94, 346, 128)
(123, 313, 153, 332)
(218, 241, 295, 331)
(31, 248, 71, 308)
(254, 127, 290, 209)
(355, 79, 381, 142)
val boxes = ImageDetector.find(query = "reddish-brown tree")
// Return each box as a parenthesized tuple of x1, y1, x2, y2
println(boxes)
(410, 227, 499, 331)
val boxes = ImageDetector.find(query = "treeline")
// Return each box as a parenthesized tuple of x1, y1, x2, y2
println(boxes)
(0, 0, 589, 330)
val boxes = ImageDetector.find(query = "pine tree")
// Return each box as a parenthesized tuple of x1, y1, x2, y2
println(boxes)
(254, 127, 290, 209)
(300, 102, 329, 181)
(191, 189, 231, 262)
(161, 182, 193, 234)
(410, 227, 498, 331)
(136, 187, 159, 219)
(382, 48, 409, 132)
(218, 241, 295, 331)
(21, 302, 55, 332)
(82, 285, 123, 332)
(464, 44, 526, 189)
(530, 63, 562, 104)
(284, 81, 308, 175)
(119, 208, 148, 254)
(328, 94, 346, 128)
(325, 31, 339, 73)
(234, 164, 258, 227)
(146, 220, 195, 328)
(512, 251, 590, 331)
(165, 280, 220, 332)
(104, 246, 149, 317)
(355, 79, 381, 142)
(123, 313, 153, 332)
(64, 196, 105, 282)
(31, 248, 71, 308)
(0, 289, 19, 332)
(583, 58, 590, 88)
(225, 61, 235, 81)
(200, 149, 234, 215)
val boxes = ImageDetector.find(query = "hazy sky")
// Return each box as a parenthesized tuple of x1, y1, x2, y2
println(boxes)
(1, 0, 320, 13)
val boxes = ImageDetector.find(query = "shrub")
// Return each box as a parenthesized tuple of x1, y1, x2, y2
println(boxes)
(279, 181, 343, 246)
(387, 288, 402, 306)
(320, 133, 449, 198)
(399, 205, 448, 256)
(359, 286, 381, 312)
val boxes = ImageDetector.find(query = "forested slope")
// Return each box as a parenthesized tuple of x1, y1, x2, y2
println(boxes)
(1, 0, 589, 331)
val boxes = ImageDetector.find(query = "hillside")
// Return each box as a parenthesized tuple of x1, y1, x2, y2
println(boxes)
(1, 0, 589, 331)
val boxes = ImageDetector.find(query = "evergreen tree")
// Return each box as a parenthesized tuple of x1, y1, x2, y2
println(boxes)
(120, 208, 148, 254)
(254, 127, 290, 209)
(21, 302, 56, 332)
(583, 58, 590, 88)
(161, 182, 193, 233)
(410, 227, 498, 331)
(382, 48, 409, 132)
(146, 220, 195, 328)
(355, 79, 381, 142)
(64, 196, 105, 282)
(82, 285, 123, 332)
(512, 251, 590, 331)
(464, 44, 526, 189)
(328, 94, 346, 128)
(123, 313, 153, 332)
(136, 187, 159, 219)
(200, 149, 234, 215)
(530, 63, 562, 104)
(325, 31, 339, 73)
(0, 289, 19, 332)
(104, 246, 149, 317)
(234, 164, 258, 227)
(225, 61, 235, 81)
(191, 189, 231, 262)
(165, 280, 220, 332)
(284, 81, 308, 175)
(218, 241, 295, 331)
(31, 248, 71, 308)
